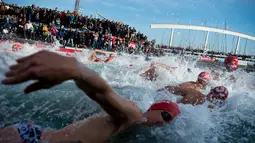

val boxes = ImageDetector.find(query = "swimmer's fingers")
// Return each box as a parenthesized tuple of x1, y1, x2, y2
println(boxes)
(2, 67, 41, 85)
(24, 81, 54, 94)
(9, 63, 23, 70)
(16, 54, 35, 63)
(6, 62, 33, 77)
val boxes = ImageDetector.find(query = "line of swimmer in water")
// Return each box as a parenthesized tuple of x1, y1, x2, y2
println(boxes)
(0, 50, 242, 143)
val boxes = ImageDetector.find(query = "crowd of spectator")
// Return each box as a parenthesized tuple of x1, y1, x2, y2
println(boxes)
(0, 2, 159, 55)
(0, 2, 254, 61)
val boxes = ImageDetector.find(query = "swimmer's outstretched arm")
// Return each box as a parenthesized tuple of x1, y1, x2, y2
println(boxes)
(210, 69, 220, 80)
(88, 50, 107, 61)
(156, 63, 176, 70)
(2, 50, 141, 124)
(225, 75, 236, 82)
(75, 66, 140, 123)
(140, 67, 155, 76)
(95, 49, 107, 55)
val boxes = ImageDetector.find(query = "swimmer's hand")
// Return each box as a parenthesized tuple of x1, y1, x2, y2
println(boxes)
(229, 75, 236, 81)
(2, 50, 80, 94)
(211, 70, 220, 81)
(2, 51, 142, 124)
(95, 50, 107, 56)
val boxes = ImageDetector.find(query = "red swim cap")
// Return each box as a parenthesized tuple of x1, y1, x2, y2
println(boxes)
(12, 44, 22, 52)
(105, 57, 114, 63)
(198, 72, 211, 83)
(224, 56, 238, 71)
(95, 58, 103, 62)
(206, 86, 229, 107)
(148, 100, 180, 120)
(105, 54, 115, 63)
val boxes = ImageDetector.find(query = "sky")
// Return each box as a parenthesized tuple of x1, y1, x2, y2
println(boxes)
(4, 0, 255, 55)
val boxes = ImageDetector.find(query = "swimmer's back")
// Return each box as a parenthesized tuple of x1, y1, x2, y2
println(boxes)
(179, 88, 205, 105)
(178, 81, 202, 91)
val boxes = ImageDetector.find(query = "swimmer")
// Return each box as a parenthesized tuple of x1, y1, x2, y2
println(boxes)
(211, 56, 238, 81)
(88, 49, 116, 63)
(158, 85, 229, 108)
(12, 43, 23, 52)
(105, 53, 115, 63)
(140, 62, 177, 81)
(140, 62, 158, 81)
(157, 72, 211, 92)
(224, 56, 239, 72)
(1, 50, 180, 143)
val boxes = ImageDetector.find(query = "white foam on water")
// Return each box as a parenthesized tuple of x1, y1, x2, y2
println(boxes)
(0, 41, 255, 142)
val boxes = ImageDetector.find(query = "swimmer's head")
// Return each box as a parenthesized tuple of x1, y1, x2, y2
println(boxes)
(105, 54, 115, 63)
(224, 56, 238, 72)
(150, 62, 156, 67)
(197, 72, 211, 86)
(143, 100, 180, 126)
(206, 86, 228, 107)
(109, 53, 115, 58)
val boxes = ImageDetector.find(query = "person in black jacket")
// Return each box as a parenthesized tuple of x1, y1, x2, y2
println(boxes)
(66, 27, 74, 47)
(74, 28, 80, 47)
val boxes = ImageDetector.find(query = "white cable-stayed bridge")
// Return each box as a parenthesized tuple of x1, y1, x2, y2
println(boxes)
(151, 24, 255, 65)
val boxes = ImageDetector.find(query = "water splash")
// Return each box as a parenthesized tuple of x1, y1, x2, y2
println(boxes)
(0, 41, 254, 143)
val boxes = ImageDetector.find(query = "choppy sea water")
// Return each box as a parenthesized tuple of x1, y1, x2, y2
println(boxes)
(0, 41, 255, 143)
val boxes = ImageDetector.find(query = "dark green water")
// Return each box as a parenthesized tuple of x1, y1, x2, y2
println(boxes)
(1, 83, 255, 143)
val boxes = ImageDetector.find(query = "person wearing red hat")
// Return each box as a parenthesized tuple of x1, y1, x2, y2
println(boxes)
(224, 56, 239, 72)
(88, 49, 116, 63)
(140, 62, 177, 81)
(157, 85, 229, 108)
(211, 56, 238, 81)
(0, 50, 180, 143)
(157, 72, 211, 92)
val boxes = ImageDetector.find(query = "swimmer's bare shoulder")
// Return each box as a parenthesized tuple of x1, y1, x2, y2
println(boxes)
(121, 98, 143, 126)
(178, 81, 202, 91)
(178, 81, 196, 88)
(42, 114, 119, 143)
(42, 99, 142, 143)
(179, 88, 205, 105)
(158, 86, 205, 105)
